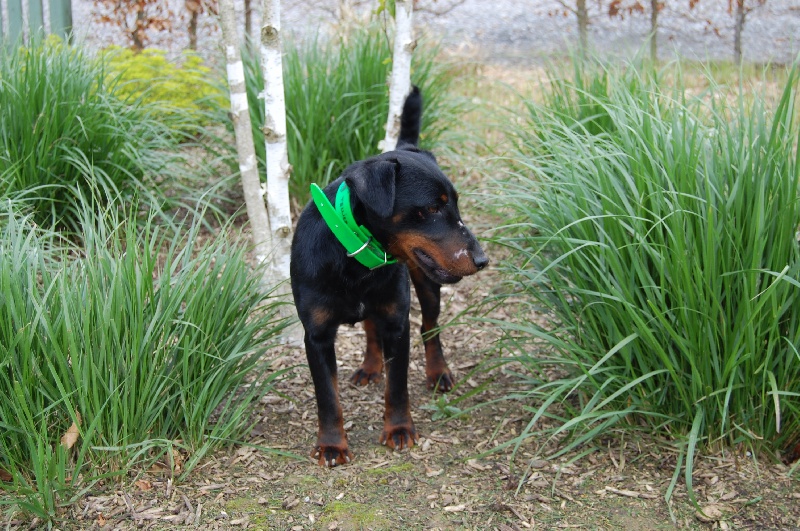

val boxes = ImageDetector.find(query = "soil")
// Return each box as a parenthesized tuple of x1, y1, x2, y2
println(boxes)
(22, 61, 800, 531)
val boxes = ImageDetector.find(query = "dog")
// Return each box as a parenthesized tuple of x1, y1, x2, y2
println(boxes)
(290, 87, 488, 466)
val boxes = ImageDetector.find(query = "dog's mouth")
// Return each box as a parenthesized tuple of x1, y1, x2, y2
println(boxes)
(412, 248, 462, 284)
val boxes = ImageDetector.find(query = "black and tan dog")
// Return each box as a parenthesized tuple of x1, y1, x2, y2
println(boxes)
(290, 87, 487, 467)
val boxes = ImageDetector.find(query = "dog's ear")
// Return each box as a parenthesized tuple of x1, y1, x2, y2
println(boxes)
(345, 159, 398, 218)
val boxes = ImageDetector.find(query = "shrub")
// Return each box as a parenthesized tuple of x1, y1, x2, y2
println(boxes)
(101, 46, 225, 127)
(0, 39, 194, 229)
(227, 24, 462, 201)
(493, 60, 800, 496)
(0, 198, 288, 523)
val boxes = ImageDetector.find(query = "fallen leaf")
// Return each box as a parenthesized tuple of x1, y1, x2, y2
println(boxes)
(444, 504, 466, 512)
(467, 459, 487, 471)
(171, 449, 184, 473)
(695, 503, 734, 523)
(61, 422, 79, 449)
(282, 497, 299, 510)
(135, 479, 152, 491)
(0, 468, 12, 482)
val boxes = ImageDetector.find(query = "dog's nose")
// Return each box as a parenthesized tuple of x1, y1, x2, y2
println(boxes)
(473, 252, 489, 270)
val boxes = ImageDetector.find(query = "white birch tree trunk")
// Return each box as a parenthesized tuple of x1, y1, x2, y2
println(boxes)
(260, 0, 292, 284)
(380, 0, 415, 153)
(260, 0, 301, 342)
(218, 0, 273, 267)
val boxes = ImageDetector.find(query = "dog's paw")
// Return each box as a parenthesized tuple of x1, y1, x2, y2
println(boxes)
(311, 444, 353, 467)
(380, 423, 419, 451)
(426, 370, 455, 393)
(350, 367, 383, 386)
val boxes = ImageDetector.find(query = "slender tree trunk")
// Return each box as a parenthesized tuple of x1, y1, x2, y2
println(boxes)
(188, 7, 199, 50)
(244, 0, 253, 40)
(260, 0, 292, 283)
(733, 0, 745, 63)
(217, 0, 273, 267)
(132, 6, 146, 51)
(260, 0, 300, 344)
(576, 0, 588, 58)
(649, 0, 659, 63)
(380, 0, 415, 152)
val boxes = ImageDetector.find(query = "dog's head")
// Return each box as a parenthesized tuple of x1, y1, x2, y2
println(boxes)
(344, 150, 487, 284)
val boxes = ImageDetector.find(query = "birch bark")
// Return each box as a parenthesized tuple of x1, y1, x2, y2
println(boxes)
(260, 0, 293, 285)
(380, 0, 415, 153)
(218, 0, 273, 267)
(260, 0, 301, 343)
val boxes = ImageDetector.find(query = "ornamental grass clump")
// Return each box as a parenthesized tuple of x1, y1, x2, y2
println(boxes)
(494, 60, 800, 495)
(0, 39, 208, 230)
(0, 197, 288, 523)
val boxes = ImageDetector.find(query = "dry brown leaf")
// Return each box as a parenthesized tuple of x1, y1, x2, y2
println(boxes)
(135, 479, 152, 491)
(695, 503, 734, 522)
(172, 449, 184, 473)
(0, 467, 12, 482)
(466, 459, 488, 471)
(148, 462, 170, 474)
(60, 422, 79, 449)
(444, 504, 466, 512)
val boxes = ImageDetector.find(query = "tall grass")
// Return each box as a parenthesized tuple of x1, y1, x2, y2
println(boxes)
(230, 24, 462, 201)
(493, 60, 800, 491)
(0, 196, 288, 523)
(0, 38, 218, 230)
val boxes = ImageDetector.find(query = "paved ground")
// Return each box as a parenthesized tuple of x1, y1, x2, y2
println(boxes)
(70, 0, 800, 65)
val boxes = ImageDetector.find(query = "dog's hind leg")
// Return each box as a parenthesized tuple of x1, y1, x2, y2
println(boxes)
(351, 318, 384, 385)
(409, 265, 454, 392)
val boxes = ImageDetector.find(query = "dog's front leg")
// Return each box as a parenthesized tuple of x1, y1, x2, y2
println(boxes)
(304, 323, 352, 467)
(409, 266, 454, 392)
(373, 309, 418, 450)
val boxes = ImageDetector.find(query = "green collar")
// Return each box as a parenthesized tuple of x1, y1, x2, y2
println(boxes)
(310, 182, 396, 269)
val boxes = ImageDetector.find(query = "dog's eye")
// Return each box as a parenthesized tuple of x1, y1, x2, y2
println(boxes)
(427, 205, 439, 214)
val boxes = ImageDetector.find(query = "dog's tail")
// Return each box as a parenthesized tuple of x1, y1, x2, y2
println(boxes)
(396, 86, 422, 149)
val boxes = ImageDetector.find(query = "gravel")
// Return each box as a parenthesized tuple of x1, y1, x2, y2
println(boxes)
(70, 0, 800, 65)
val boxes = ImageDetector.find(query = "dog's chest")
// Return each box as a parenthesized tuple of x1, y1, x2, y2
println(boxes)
(340, 302, 367, 325)
(330, 267, 410, 325)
